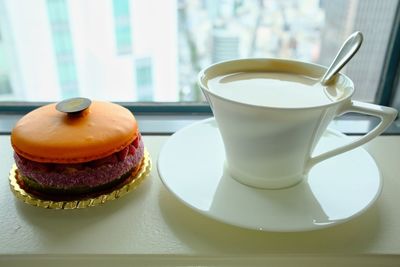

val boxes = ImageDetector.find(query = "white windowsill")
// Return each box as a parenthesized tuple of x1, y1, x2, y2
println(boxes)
(0, 134, 400, 266)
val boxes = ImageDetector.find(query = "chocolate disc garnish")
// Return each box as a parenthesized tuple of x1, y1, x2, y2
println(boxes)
(56, 97, 92, 114)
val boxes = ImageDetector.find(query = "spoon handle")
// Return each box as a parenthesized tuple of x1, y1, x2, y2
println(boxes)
(321, 31, 363, 85)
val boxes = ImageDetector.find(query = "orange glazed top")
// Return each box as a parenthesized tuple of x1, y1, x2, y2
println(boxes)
(11, 101, 138, 163)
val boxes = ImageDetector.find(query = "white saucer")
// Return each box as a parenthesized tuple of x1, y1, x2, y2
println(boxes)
(157, 118, 382, 232)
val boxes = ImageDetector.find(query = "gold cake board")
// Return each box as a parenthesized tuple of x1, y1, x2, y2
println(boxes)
(9, 149, 151, 209)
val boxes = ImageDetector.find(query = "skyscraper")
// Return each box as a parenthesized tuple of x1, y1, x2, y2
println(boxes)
(47, 0, 79, 99)
(0, 26, 12, 97)
(319, 0, 398, 102)
(0, 0, 60, 100)
(212, 30, 240, 63)
(113, 0, 133, 55)
(346, 0, 398, 102)
(135, 57, 153, 100)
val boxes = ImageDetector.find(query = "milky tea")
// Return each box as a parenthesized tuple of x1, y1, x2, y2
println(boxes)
(207, 72, 345, 108)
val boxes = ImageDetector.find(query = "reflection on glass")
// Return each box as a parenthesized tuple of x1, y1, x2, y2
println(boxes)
(0, 0, 397, 102)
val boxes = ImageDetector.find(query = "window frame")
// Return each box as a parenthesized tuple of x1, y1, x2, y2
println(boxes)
(0, 101, 399, 136)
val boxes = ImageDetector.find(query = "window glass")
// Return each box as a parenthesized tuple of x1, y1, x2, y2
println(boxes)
(0, 0, 398, 103)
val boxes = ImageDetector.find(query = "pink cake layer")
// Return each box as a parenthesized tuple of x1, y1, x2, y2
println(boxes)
(14, 137, 144, 189)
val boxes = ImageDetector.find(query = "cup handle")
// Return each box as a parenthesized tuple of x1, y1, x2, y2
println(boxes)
(306, 101, 398, 170)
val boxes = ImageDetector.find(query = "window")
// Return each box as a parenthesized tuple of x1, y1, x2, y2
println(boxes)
(0, 0, 398, 108)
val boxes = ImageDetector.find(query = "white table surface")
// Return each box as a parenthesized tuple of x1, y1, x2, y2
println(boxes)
(1, 134, 400, 266)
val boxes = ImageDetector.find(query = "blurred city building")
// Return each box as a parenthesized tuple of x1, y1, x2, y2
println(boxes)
(319, 0, 398, 101)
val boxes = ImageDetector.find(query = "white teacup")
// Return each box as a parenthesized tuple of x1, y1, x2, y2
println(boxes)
(198, 58, 398, 189)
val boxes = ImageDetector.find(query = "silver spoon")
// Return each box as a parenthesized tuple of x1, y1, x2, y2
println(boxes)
(321, 31, 363, 85)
